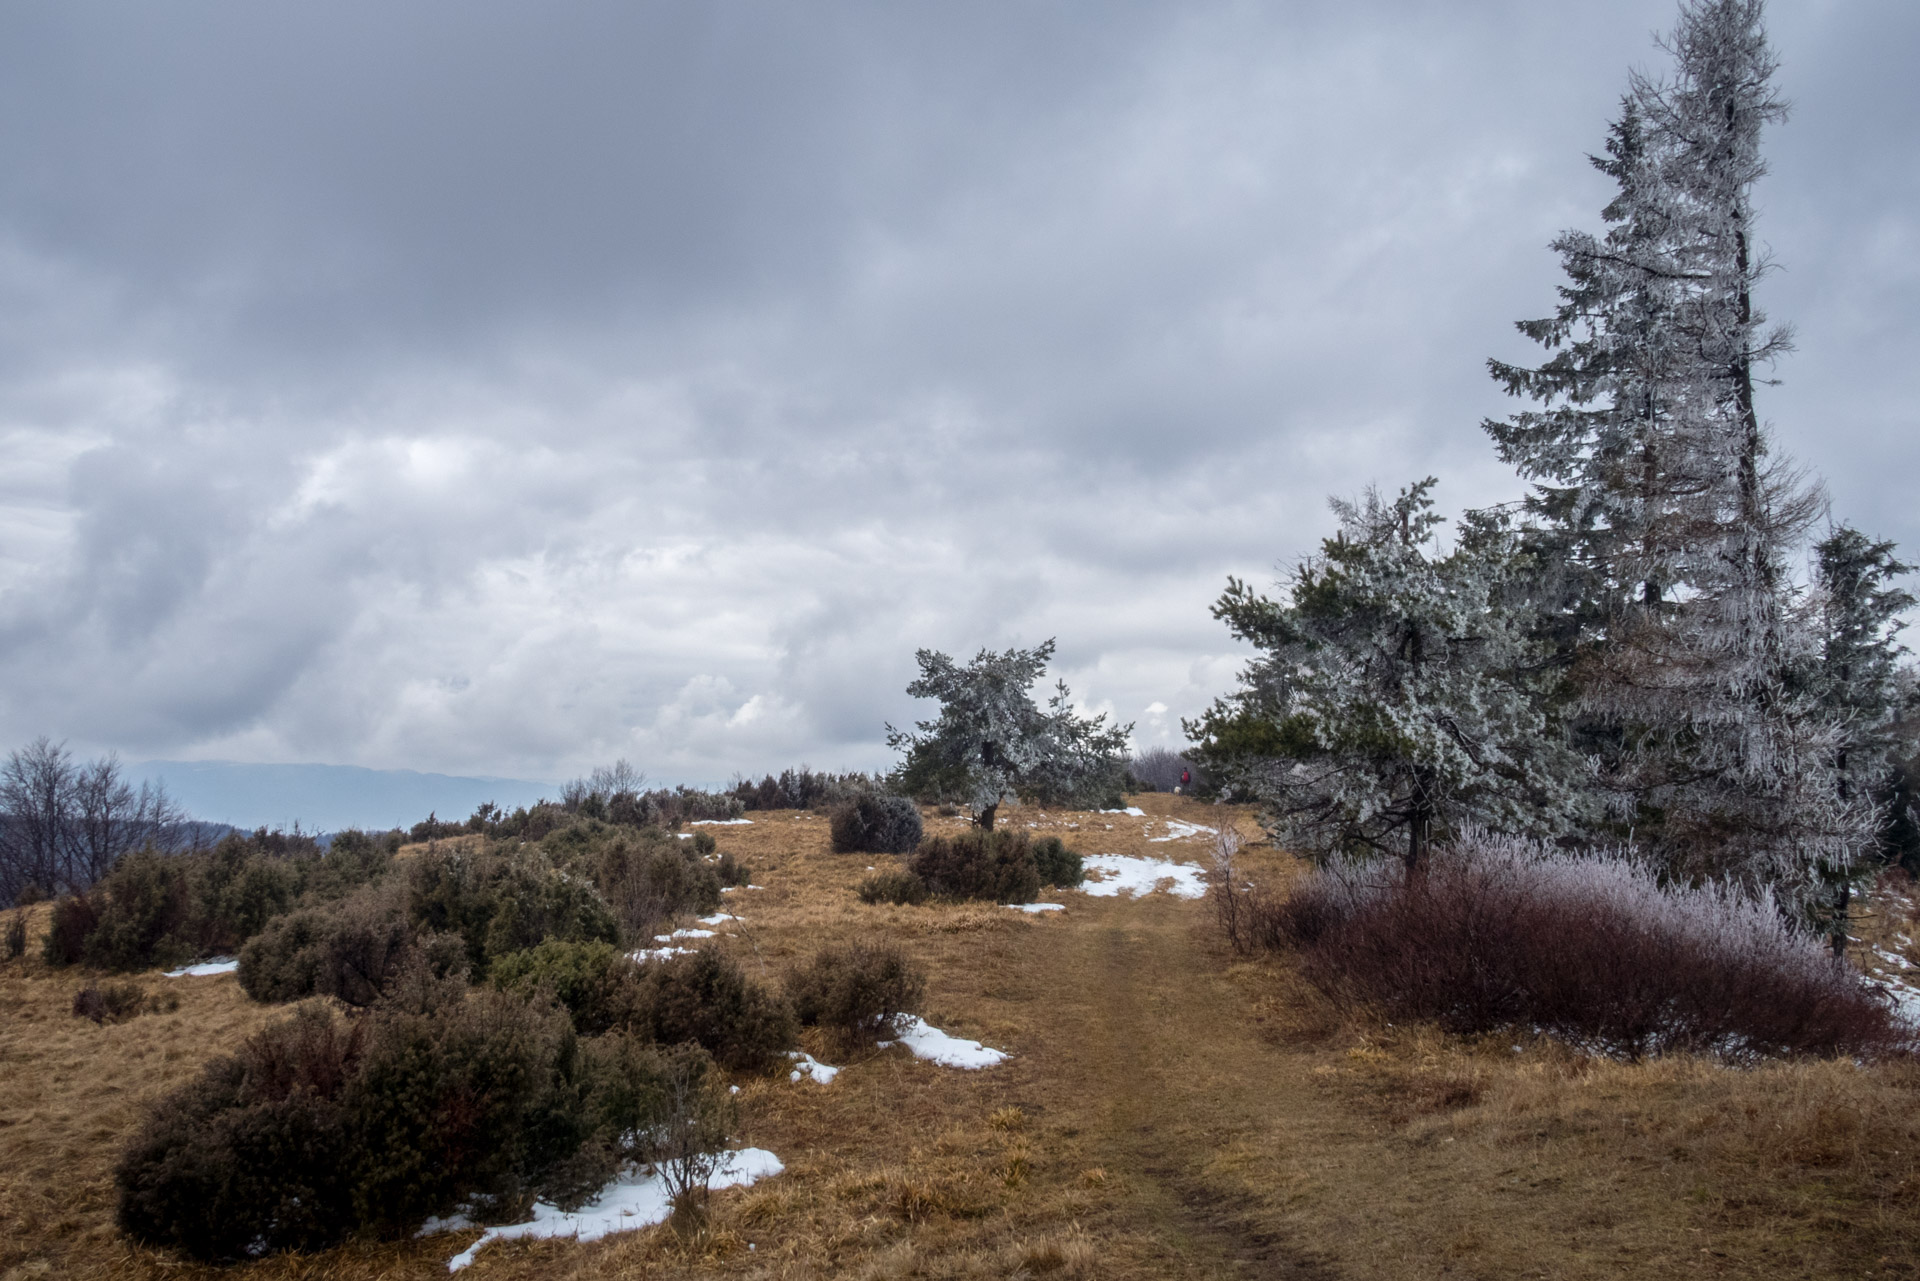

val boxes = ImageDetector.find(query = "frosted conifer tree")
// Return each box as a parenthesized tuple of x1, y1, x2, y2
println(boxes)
(1483, 0, 1867, 902)
(887, 640, 1132, 829)
(1809, 527, 1917, 946)
(1188, 481, 1591, 875)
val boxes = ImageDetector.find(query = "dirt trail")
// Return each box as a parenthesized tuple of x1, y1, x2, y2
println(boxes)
(1034, 895, 1339, 1278)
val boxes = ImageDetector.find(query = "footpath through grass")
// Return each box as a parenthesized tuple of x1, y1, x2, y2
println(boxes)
(4, 793, 1920, 1278)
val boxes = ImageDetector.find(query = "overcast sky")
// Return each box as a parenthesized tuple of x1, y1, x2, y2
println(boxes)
(1, 0, 1914, 786)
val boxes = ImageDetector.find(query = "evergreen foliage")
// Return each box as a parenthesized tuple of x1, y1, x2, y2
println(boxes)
(114, 988, 710, 1262)
(909, 829, 1043, 904)
(828, 793, 923, 854)
(786, 943, 926, 1049)
(1190, 481, 1591, 872)
(887, 640, 1131, 828)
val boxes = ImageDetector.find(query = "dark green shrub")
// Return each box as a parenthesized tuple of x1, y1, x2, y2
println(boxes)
(787, 944, 925, 1049)
(714, 851, 752, 888)
(115, 987, 710, 1262)
(239, 886, 464, 1007)
(1029, 836, 1085, 888)
(185, 843, 300, 955)
(828, 794, 923, 854)
(238, 906, 328, 1002)
(632, 949, 796, 1073)
(83, 852, 193, 971)
(5, 911, 25, 960)
(857, 870, 929, 906)
(689, 830, 718, 857)
(116, 1005, 366, 1261)
(909, 830, 1042, 904)
(43, 893, 98, 966)
(346, 986, 578, 1231)
(406, 846, 619, 979)
(302, 829, 399, 902)
(491, 939, 646, 1036)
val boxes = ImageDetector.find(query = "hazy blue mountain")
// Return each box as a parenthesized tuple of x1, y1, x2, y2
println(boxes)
(133, 761, 556, 834)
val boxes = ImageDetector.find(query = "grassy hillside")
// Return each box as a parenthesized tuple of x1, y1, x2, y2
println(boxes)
(5, 793, 1920, 1279)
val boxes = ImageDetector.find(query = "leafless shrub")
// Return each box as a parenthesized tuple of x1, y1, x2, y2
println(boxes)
(72, 980, 156, 1024)
(648, 1046, 738, 1240)
(1254, 831, 1911, 1061)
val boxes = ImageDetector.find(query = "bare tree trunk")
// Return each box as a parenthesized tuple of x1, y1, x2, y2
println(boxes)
(977, 803, 997, 832)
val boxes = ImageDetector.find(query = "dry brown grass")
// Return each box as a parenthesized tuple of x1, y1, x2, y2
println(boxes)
(5, 795, 1920, 1278)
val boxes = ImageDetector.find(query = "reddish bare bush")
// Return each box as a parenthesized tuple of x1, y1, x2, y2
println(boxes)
(1236, 833, 1910, 1061)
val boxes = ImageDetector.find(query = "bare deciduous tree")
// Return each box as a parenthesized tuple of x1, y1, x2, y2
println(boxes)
(0, 738, 188, 903)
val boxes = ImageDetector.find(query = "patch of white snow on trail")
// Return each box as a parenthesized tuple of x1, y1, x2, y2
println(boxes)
(1873, 946, 1914, 971)
(441, 1149, 784, 1271)
(1098, 806, 1147, 816)
(630, 946, 696, 962)
(1873, 976, 1920, 1028)
(721, 884, 765, 894)
(676, 832, 694, 840)
(654, 928, 715, 941)
(689, 818, 753, 826)
(881, 1016, 1008, 1069)
(1007, 902, 1064, 914)
(1148, 820, 1216, 843)
(698, 913, 738, 925)
(788, 1052, 840, 1084)
(165, 958, 238, 977)
(1080, 854, 1208, 900)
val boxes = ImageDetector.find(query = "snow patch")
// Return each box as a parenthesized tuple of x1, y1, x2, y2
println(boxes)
(788, 1052, 840, 1084)
(697, 913, 738, 926)
(881, 1016, 1008, 1069)
(689, 818, 753, 826)
(675, 833, 693, 840)
(720, 884, 765, 894)
(165, 958, 239, 977)
(1079, 854, 1208, 900)
(1148, 820, 1216, 843)
(1098, 806, 1147, 817)
(441, 1148, 784, 1271)
(630, 946, 696, 962)
(1007, 902, 1064, 914)
(653, 929, 715, 941)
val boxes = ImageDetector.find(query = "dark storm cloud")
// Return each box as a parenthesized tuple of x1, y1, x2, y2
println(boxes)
(0, 1, 1912, 782)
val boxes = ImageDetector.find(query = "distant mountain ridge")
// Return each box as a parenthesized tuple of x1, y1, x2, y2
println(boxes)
(132, 761, 557, 834)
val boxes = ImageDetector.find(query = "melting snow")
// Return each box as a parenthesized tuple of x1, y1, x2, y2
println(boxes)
(1079, 854, 1209, 900)
(630, 946, 696, 962)
(1097, 806, 1147, 817)
(788, 1052, 840, 1084)
(675, 833, 693, 840)
(440, 1148, 784, 1271)
(164, 958, 238, 977)
(720, 885, 765, 894)
(689, 818, 753, 826)
(881, 1016, 1008, 1069)
(1148, 819, 1216, 843)
(1007, 902, 1064, 914)
(653, 928, 714, 941)
(697, 913, 738, 925)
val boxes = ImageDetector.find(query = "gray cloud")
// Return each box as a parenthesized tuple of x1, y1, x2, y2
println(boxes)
(0, 1, 1912, 785)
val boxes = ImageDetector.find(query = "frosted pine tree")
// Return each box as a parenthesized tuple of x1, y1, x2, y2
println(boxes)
(1809, 527, 1917, 947)
(887, 640, 1132, 829)
(1188, 480, 1592, 876)
(1485, 0, 1868, 903)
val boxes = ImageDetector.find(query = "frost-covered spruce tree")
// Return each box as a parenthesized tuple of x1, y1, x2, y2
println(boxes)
(1483, 0, 1867, 903)
(1188, 480, 1591, 877)
(1809, 527, 1917, 946)
(886, 640, 1131, 830)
